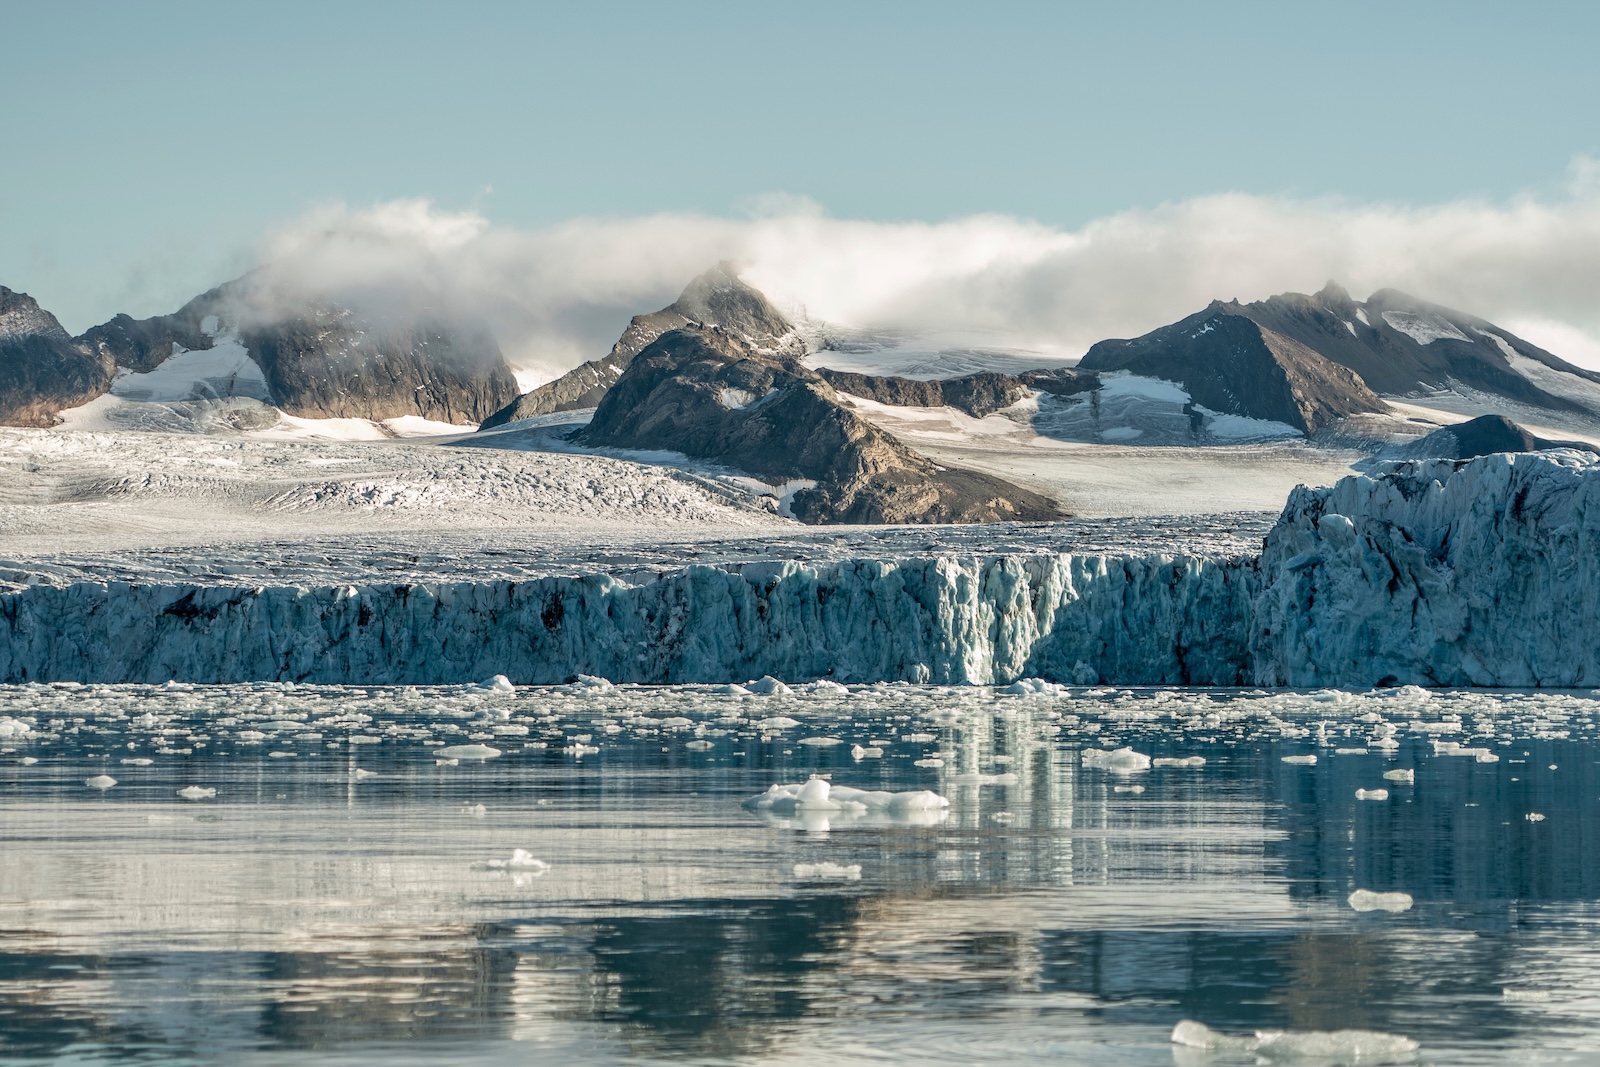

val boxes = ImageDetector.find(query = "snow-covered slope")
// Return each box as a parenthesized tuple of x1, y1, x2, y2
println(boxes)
(6, 450, 1597, 686)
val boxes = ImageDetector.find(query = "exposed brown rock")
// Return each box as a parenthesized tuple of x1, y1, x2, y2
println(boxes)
(578, 326, 1064, 525)
(480, 262, 799, 429)
(0, 287, 114, 426)
(1080, 306, 1388, 434)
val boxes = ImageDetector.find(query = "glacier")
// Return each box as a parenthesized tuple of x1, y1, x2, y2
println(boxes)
(2, 450, 1597, 687)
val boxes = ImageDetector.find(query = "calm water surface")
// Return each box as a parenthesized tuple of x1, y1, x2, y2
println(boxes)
(0, 682, 1597, 1065)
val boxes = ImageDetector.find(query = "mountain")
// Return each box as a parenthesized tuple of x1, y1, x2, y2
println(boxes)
(4, 277, 520, 428)
(1079, 305, 1389, 433)
(577, 325, 1064, 524)
(0, 287, 114, 426)
(479, 262, 800, 429)
(1233, 283, 1600, 411)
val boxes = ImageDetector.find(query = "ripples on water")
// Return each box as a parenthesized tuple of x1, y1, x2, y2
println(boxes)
(1, 681, 1598, 1065)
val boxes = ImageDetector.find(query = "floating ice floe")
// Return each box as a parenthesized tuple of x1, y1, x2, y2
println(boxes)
(461, 803, 486, 818)
(1527, 812, 1547, 822)
(1503, 988, 1552, 1002)
(1383, 768, 1415, 783)
(793, 861, 861, 881)
(18, 757, 37, 766)
(797, 736, 842, 746)
(484, 849, 549, 874)
(1348, 889, 1413, 913)
(436, 744, 502, 761)
(85, 775, 117, 790)
(572, 675, 612, 692)
(353, 768, 377, 779)
(1171, 1019, 1418, 1063)
(743, 779, 949, 828)
(710, 683, 751, 696)
(685, 739, 714, 751)
(756, 716, 801, 731)
(1152, 755, 1206, 768)
(480, 674, 515, 692)
(914, 757, 944, 768)
(1114, 784, 1145, 794)
(747, 676, 793, 696)
(177, 786, 216, 800)
(0, 717, 32, 739)
(1355, 788, 1390, 801)
(1282, 754, 1318, 765)
(121, 757, 153, 766)
(1081, 747, 1151, 773)
(850, 744, 884, 759)
(1001, 678, 1066, 697)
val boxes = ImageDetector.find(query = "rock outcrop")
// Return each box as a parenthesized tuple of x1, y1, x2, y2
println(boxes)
(817, 367, 1098, 418)
(480, 262, 800, 429)
(1401, 413, 1587, 460)
(577, 325, 1064, 524)
(1080, 305, 1389, 433)
(0, 287, 114, 427)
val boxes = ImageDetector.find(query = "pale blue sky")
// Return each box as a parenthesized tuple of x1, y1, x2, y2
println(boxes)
(4, 0, 1597, 331)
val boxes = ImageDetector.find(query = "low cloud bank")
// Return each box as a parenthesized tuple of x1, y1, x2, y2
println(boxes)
(250, 165, 1600, 380)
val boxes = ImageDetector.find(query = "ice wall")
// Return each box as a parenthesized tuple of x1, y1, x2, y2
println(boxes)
(0, 554, 1256, 686)
(1253, 450, 1600, 687)
(3, 450, 1597, 687)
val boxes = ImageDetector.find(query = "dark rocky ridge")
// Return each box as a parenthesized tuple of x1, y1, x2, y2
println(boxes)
(6, 277, 520, 426)
(817, 367, 1099, 418)
(1081, 307, 1389, 433)
(1404, 414, 1590, 460)
(1235, 283, 1600, 411)
(480, 262, 799, 429)
(578, 326, 1064, 525)
(0, 287, 114, 427)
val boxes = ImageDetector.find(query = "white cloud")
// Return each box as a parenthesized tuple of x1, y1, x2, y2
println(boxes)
(246, 162, 1600, 378)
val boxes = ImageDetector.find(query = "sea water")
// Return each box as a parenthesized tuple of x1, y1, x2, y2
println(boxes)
(1, 681, 1598, 1065)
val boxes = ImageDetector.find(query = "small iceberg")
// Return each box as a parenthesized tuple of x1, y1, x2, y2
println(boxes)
(177, 786, 217, 800)
(1355, 788, 1389, 801)
(1152, 755, 1206, 768)
(84, 775, 117, 791)
(747, 676, 793, 696)
(1282, 754, 1319, 765)
(436, 744, 502, 761)
(480, 674, 515, 692)
(484, 849, 549, 874)
(1382, 768, 1415, 783)
(1348, 889, 1414, 913)
(1081, 747, 1151, 773)
(743, 779, 949, 828)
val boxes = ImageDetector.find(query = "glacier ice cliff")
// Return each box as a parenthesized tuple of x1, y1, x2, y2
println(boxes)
(2, 450, 1597, 687)
(1253, 449, 1600, 687)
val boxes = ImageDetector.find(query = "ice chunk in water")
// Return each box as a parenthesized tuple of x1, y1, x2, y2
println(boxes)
(1081, 747, 1151, 773)
(850, 744, 884, 759)
(0, 717, 32, 739)
(461, 803, 487, 818)
(436, 744, 502, 761)
(1152, 755, 1206, 768)
(120, 757, 154, 766)
(747, 676, 793, 696)
(1001, 678, 1065, 696)
(1348, 889, 1413, 912)
(1172, 1019, 1418, 1063)
(743, 781, 950, 823)
(684, 739, 714, 751)
(756, 716, 801, 730)
(177, 786, 217, 800)
(1355, 788, 1390, 800)
(480, 674, 515, 692)
(793, 861, 861, 881)
(798, 736, 842, 746)
(1383, 768, 1415, 783)
(485, 849, 549, 874)
(18, 757, 38, 766)
(84, 775, 117, 790)
(1527, 812, 1547, 822)
(1282, 754, 1318, 765)
(573, 675, 612, 691)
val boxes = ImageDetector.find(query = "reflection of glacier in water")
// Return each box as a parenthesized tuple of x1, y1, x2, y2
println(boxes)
(2, 682, 1599, 1064)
